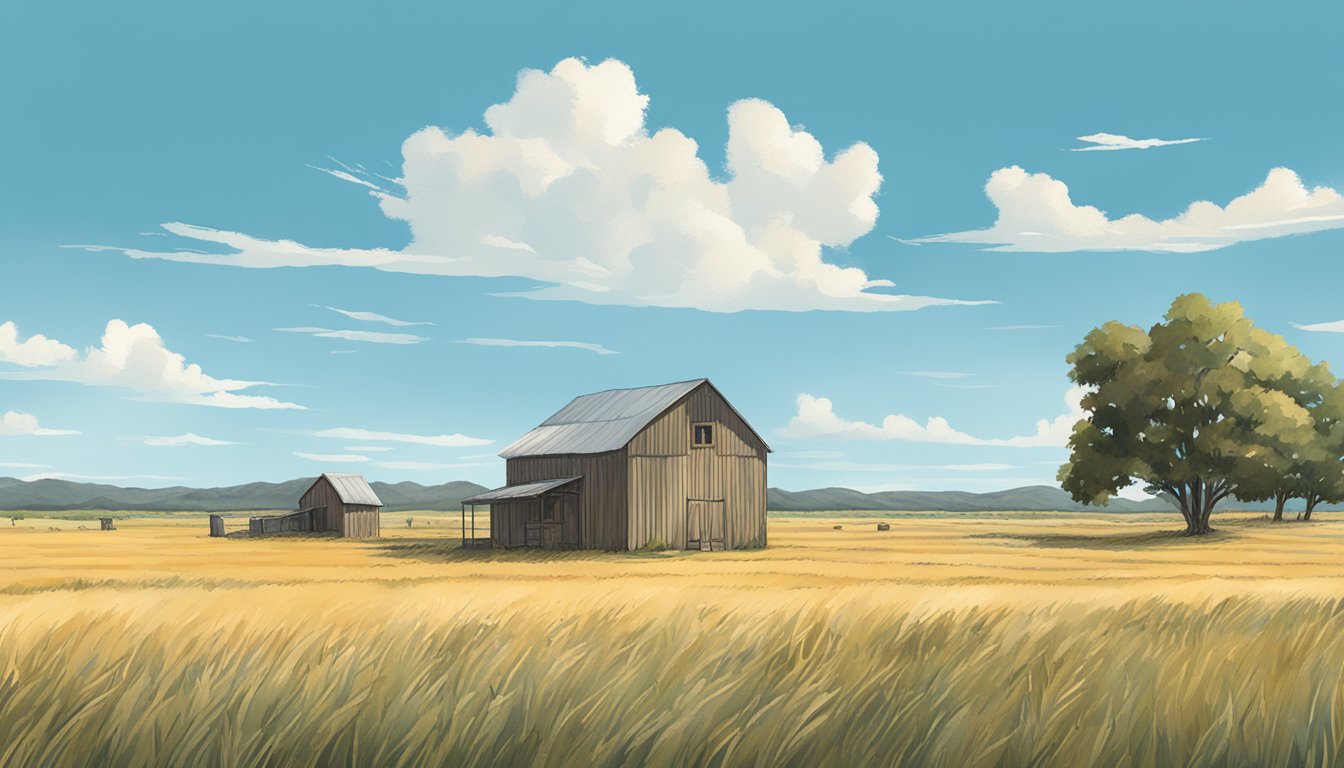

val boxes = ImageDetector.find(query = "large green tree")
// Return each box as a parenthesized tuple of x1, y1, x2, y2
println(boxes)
(1228, 354, 1338, 521)
(1297, 384, 1344, 521)
(1060, 294, 1325, 535)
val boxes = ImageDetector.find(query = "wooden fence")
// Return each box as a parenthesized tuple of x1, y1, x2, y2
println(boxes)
(248, 508, 314, 536)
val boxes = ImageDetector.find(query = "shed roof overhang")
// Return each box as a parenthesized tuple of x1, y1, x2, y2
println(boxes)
(460, 476, 582, 504)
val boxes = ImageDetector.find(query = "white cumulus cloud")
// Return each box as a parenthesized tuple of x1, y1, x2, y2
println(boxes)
(916, 166, 1344, 253)
(0, 410, 80, 436)
(314, 427, 492, 447)
(778, 386, 1086, 448)
(0, 322, 77, 366)
(0, 319, 303, 410)
(1070, 133, 1206, 152)
(81, 58, 987, 313)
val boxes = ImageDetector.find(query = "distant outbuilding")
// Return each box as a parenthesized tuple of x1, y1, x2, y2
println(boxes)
(462, 378, 770, 551)
(298, 473, 383, 538)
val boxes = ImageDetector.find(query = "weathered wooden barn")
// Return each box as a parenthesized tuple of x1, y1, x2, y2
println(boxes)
(296, 473, 383, 538)
(462, 379, 770, 551)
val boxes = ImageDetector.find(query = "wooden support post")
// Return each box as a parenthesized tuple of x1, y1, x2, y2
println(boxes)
(209, 514, 226, 537)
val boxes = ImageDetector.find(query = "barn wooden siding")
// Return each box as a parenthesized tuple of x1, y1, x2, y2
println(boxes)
(626, 384, 768, 550)
(505, 453, 627, 549)
(488, 495, 580, 548)
(300, 478, 345, 532)
(342, 505, 381, 538)
(489, 500, 526, 547)
(298, 478, 381, 538)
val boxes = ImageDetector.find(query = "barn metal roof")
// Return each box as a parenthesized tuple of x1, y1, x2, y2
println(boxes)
(499, 379, 708, 458)
(461, 476, 582, 504)
(320, 473, 383, 506)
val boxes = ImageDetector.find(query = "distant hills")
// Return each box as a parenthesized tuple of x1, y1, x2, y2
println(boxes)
(0, 476, 489, 513)
(1, 476, 1329, 515)
(766, 485, 1179, 513)
(767, 485, 1344, 514)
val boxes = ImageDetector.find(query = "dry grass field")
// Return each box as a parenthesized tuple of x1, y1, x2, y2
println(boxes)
(4, 511, 1344, 767)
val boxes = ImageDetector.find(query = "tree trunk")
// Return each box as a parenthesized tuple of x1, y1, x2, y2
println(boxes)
(1178, 481, 1218, 535)
(1273, 492, 1288, 522)
(1304, 498, 1319, 522)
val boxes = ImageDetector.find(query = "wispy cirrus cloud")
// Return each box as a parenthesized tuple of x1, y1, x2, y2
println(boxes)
(914, 166, 1344, 253)
(899, 371, 971, 380)
(457, 338, 618, 355)
(315, 427, 492, 447)
(20, 472, 184, 482)
(0, 320, 303, 410)
(275, 327, 429, 345)
(293, 451, 370, 463)
(774, 460, 1017, 472)
(1295, 320, 1344, 333)
(1069, 132, 1206, 152)
(318, 306, 433, 327)
(71, 58, 989, 314)
(778, 386, 1085, 448)
(375, 460, 495, 471)
(206, 334, 253, 343)
(143, 433, 236, 447)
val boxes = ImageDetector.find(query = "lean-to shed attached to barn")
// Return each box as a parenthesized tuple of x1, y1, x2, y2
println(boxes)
(462, 379, 769, 551)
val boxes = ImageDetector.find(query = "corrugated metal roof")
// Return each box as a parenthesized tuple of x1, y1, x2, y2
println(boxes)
(499, 379, 707, 458)
(321, 473, 383, 506)
(461, 476, 582, 504)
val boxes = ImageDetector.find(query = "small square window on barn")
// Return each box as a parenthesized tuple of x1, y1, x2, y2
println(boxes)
(692, 423, 714, 448)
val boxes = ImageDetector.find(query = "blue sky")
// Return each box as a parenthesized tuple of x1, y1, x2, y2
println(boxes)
(3, 1, 1344, 492)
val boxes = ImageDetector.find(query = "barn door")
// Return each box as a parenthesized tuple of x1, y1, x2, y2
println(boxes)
(686, 500, 725, 551)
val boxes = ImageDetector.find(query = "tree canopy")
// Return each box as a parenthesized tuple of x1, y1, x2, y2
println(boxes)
(1059, 293, 1344, 535)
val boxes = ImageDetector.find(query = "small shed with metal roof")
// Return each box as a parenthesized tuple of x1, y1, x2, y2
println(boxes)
(462, 379, 769, 551)
(298, 473, 384, 538)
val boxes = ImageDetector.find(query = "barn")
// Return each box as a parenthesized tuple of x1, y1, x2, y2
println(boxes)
(461, 379, 770, 551)
(297, 473, 383, 538)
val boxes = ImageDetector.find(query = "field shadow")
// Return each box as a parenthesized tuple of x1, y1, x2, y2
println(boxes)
(971, 528, 1240, 550)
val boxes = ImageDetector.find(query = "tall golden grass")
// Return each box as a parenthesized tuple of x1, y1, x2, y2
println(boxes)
(3, 513, 1344, 766)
